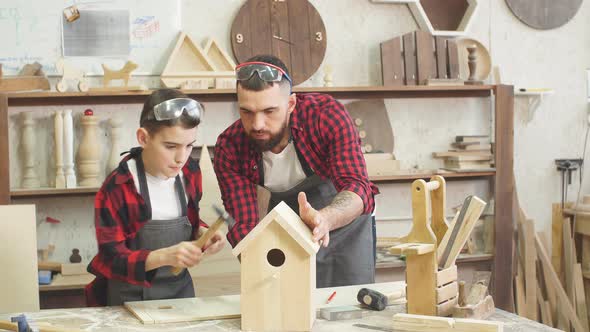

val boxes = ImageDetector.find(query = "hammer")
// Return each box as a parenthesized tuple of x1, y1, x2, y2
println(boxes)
(171, 205, 235, 275)
(357, 288, 406, 311)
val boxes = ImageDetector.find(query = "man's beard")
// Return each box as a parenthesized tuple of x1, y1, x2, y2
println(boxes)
(247, 121, 289, 152)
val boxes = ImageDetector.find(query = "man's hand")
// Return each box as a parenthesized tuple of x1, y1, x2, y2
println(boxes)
(298, 192, 330, 247)
(202, 231, 225, 255)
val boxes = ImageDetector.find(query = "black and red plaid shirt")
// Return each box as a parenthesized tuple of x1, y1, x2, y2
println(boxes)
(214, 93, 379, 247)
(85, 148, 207, 306)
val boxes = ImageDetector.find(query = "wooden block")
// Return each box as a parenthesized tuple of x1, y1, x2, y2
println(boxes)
(0, 205, 40, 313)
(535, 234, 585, 331)
(61, 263, 87, 276)
(437, 196, 487, 269)
(452, 295, 495, 320)
(406, 251, 437, 316)
(393, 312, 502, 332)
(0, 76, 50, 92)
(437, 281, 458, 303)
(381, 37, 404, 86)
(437, 297, 458, 317)
(437, 265, 458, 287)
(319, 306, 362, 321)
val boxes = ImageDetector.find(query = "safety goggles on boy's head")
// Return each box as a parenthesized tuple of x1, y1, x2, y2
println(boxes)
(235, 61, 293, 85)
(151, 98, 202, 124)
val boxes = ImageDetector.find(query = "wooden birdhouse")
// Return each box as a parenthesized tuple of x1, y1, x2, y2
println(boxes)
(232, 201, 320, 332)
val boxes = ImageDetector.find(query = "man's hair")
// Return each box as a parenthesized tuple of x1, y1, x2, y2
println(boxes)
(139, 89, 201, 134)
(237, 55, 291, 92)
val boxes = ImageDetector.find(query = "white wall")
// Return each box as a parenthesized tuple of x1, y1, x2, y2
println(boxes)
(7, 0, 590, 262)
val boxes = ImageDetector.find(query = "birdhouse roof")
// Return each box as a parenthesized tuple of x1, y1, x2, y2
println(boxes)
(232, 201, 320, 256)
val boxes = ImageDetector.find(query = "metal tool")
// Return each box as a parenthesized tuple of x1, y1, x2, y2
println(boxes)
(171, 205, 235, 275)
(555, 158, 583, 208)
(353, 323, 394, 332)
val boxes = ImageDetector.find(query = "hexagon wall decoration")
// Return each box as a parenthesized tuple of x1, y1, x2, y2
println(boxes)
(370, 0, 479, 36)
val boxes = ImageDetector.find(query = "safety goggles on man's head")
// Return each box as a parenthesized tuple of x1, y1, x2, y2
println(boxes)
(235, 61, 292, 85)
(151, 98, 202, 124)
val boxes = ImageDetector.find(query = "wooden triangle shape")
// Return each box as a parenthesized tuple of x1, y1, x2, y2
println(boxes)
(202, 38, 236, 72)
(162, 32, 216, 74)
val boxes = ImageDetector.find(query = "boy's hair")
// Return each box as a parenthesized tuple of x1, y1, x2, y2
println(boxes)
(237, 55, 291, 92)
(139, 89, 200, 134)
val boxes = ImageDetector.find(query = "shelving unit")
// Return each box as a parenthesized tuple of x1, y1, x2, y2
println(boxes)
(0, 84, 515, 311)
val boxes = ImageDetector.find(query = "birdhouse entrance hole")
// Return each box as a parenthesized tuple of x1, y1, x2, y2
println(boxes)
(267, 248, 285, 267)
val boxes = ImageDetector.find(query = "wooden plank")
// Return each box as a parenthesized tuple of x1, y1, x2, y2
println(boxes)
(514, 270, 525, 316)
(553, 203, 567, 285)
(436, 297, 458, 317)
(437, 265, 458, 287)
(0, 205, 40, 312)
(492, 85, 514, 312)
(437, 195, 486, 269)
(403, 32, 417, 85)
(563, 217, 577, 312)
(288, 0, 312, 85)
(437, 281, 458, 303)
(381, 37, 404, 86)
(124, 295, 241, 324)
(435, 37, 448, 79)
(535, 235, 585, 331)
(575, 263, 590, 330)
(406, 251, 438, 315)
(522, 218, 538, 321)
(415, 30, 435, 85)
(537, 282, 550, 326)
(0, 94, 8, 204)
(447, 39, 460, 80)
(393, 313, 503, 332)
(270, 0, 292, 73)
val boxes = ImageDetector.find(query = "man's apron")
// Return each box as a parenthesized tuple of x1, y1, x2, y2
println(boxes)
(258, 143, 375, 288)
(106, 152, 195, 305)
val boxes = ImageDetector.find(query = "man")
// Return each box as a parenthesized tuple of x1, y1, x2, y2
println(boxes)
(214, 55, 379, 287)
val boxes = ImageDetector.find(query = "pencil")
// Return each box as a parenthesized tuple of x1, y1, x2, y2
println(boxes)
(326, 291, 336, 304)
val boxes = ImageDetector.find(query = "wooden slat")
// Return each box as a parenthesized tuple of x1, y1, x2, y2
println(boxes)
(307, 1, 326, 83)
(436, 281, 458, 303)
(415, 30, 435, 85)
(288, 0, 312, 85)
(270, 0, 292, 73)
(249, 0, 272, 58)
(523, 218, 538, 321)
(447, 39, 460, 80)
(403, 32, 417, 85)
(435, 37, 448, 79)
(436, 265, 457, 287)
(492, 84, 514, 312)
(536, 235, 585, 331)
(0, 94, 8, 204)
(563, 217, 576, 312)
(381, 37, 404, 86)
(574, 263, 590, 330)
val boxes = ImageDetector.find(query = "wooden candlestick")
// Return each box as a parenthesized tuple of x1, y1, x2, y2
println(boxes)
(465, 45, 483, 85)
(63, 109, 77, 188)
(54, 111, 65, 188)
(21, 112, 40, 188)
(77, 110, 102, 187)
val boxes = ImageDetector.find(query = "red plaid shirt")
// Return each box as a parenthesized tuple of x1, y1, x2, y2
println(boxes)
(214, 93, 379, 247)
(85, 148, 207, 306)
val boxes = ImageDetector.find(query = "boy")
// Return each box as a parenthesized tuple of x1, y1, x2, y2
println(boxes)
(86, 89, 224, 306)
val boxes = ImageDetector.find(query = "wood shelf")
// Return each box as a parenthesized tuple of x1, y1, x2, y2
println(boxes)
(10, 187, 99, 198)
(6, 85, 496, 106)
(376, 253, 493, 269)
(369, 170, 495, 182)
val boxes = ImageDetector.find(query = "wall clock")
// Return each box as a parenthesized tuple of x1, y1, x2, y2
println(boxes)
(506, 0, 582, 30)
(231, 0, 327, 85)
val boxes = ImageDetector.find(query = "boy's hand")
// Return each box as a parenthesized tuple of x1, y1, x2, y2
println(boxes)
(159, 241, 204, 268)
(202, 231, 225, 255)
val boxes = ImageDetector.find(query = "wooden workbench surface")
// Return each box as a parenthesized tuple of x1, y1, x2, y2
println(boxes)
(1, 282, 557, 331)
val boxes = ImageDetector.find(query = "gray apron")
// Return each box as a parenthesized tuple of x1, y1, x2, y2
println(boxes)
(106, 153, 195, 306)
(258, 142, 376, 288)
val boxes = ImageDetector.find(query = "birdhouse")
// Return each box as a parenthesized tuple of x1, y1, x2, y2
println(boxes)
(232, 201, 320, 332)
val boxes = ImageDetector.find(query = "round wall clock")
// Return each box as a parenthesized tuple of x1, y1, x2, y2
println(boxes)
(506, 0, 582, 30)
(230, 0, 327, 85)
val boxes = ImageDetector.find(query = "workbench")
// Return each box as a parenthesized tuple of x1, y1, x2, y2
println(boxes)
(1, 282, 559, 332)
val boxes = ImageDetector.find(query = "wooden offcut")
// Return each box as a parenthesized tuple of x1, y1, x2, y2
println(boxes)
(392, 313, 503, 332)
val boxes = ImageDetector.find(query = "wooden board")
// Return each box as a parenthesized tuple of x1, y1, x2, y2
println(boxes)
(574, 263, 590, 330)
(124, 295, 241, 324)
(381, 37, 404, 86)
(344, 99, 394, 154)
(415, 30, 436, 85)
(506, 0, 582, 30)
(435, 37, 449, 79)
(392, 313, 503, 332)
(403, 32, 417, 85)
(0, 205, 40, 313)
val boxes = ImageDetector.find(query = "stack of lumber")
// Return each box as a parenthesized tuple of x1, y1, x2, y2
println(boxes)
(513, 196, 588, 331)
(433, 135, 493, 170)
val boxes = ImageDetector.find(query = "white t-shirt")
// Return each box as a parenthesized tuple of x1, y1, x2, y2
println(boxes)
(262, 142, 307, 192)
(127, 159, 188, 220)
